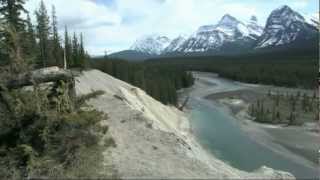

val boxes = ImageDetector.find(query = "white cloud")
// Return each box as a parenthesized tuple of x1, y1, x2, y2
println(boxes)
(25, 0, 317, 55)
(291, 0, 309, 9)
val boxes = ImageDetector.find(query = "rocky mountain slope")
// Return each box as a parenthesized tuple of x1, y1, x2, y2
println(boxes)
(122, 5, 318, 58)
(163, 35, 187, 53)
(131, 35, 171, 55)
(173, 14, 264, 53)
(256, 5, 318, 48)
(307, 13, 320, 28)
(75, 69, 294, 179)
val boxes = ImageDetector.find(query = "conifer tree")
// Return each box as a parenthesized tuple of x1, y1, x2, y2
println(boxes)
(272, 103, 276, 122)
(0, 0, 27, 31)
(51, 5, 62, 67)
(24, 14, 37, 59)
(72, 32, 79, 67)
(0, 0, 27, 62)
(79, 33, 86, 68)
(0, 19, 5, 62)
(3, 23, 26, 72)
(35, 0, 51, 67)
(64, 26, 72, 68)
(302, 93, 308, 112)
(276, 111, 281, 120)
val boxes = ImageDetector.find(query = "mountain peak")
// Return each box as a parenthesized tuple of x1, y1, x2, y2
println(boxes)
(272, 5, 305, 21)
(257, 5, 316, 48)
(267, 5, 305, 26)
(219, 14, 239, 26)
(250, 16, 258, 23)
(131, 34, 171, 55)
(276, 5, 292, 12)
(271, 5, 297, 16)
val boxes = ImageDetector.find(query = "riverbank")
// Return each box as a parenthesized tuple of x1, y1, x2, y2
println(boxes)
(180, 71, 319, 178)
(205, 82, 320, 166)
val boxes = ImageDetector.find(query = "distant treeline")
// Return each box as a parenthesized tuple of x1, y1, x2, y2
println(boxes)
(149, 49, 318, 89)
(90, 58, 194, 105)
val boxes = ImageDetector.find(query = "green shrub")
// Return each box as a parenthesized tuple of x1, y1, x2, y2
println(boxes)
(0, 81, 111, 179)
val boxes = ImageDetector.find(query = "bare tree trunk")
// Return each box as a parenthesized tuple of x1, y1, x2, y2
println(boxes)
(4, 67, 74, 90)
(63, 49, 67, 70)
(179, 96, 190, 111)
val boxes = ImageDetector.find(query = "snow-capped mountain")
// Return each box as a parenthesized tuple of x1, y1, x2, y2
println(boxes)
(247, 16, 264, 40)
(168, 14, 264, 53)
(125, 5, 318, 58)
(304, 12, 319, 29)
(131, 35, 171, 55)
(256, 5, 318, 48)
(163, 35, 187, 53)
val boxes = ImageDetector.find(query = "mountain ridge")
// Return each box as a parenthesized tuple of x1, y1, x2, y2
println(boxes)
(111, 5, 318, 60)
(256, 5, 318, 48)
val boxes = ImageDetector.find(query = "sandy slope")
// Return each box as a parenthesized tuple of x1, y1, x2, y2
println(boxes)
(75, 69, 294, 179)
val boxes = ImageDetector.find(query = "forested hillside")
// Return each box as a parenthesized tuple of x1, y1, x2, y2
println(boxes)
(90, 57, 194, 105)
(149, 49, 318, 89)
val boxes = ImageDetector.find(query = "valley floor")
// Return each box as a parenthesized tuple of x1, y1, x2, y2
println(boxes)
(181, 72, 319, 174)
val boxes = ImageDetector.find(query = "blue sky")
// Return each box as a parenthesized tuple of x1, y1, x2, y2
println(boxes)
(26, 0, 319, 55)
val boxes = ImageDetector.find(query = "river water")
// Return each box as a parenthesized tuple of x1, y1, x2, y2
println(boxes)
(186, 72, 318, 179)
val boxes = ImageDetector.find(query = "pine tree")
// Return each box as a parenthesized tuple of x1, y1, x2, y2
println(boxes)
(0, 0, 27, 62)
(72, 32, 79, 67)
(249, 104, 255, 117)
(302, 93, 308, 112)
(275, 93, 280, 106)
(24, 14, 37, 59)
(289, 94, 297, 112)
(0, 0, 27, 31)
(35, 0, 51, 67)
(272, 103, 276, 122)
(79, 33, 86, 69)
(288, 111, 296, 125)
(260, 101, 265, 122)
(276, 111, 281, 120)
(64, 26, 72, 68)
(0, 19, 5, 63)
(3, 23, 27, 72)
(51, 5, 62, 67)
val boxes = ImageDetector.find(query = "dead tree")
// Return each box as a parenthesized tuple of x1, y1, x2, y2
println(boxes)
(179, 96, 190, 111)
(0, 66, 75, 98)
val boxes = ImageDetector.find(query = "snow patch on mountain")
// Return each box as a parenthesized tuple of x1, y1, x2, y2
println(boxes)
(131, 35, 171, 55)
(257, 5, 318, 48)
(304, 12, 319, 28)
(246, 16, 264, 39)
(164, 35, 187, 52)
(171, 14, 264, 53)
(128, 5, 316, 55)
